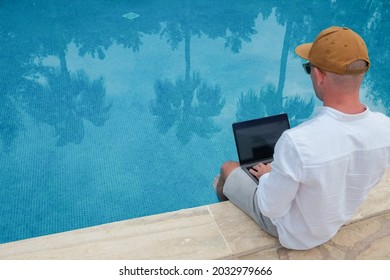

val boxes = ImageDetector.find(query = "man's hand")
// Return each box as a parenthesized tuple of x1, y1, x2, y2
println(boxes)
(249, 163, 272, 179)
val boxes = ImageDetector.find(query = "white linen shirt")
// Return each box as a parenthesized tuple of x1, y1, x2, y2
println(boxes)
(257, 106, 390, 250)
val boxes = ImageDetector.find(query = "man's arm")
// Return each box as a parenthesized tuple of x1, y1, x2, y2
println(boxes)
(256, 133, 303, 218)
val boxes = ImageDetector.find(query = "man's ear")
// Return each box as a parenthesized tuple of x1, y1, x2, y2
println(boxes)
(312, 66, 326, 85)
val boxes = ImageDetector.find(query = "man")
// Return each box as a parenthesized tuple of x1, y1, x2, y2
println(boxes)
(215, 26, 390, 250)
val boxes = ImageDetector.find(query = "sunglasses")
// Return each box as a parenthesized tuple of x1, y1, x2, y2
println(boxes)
(302, 62, 311, 75)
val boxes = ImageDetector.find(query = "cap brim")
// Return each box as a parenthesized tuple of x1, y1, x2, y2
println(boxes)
(295, 43, 312, 60)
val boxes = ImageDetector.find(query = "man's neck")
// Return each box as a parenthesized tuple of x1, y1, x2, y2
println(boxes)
(324, 102, 366, 114)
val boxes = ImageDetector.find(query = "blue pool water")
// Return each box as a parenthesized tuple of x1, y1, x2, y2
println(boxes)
(0, 0, 389, 243)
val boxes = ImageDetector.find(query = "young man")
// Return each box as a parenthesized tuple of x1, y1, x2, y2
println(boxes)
(215, 26, 390, 250)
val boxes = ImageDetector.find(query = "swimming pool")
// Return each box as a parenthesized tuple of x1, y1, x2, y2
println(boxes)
(0, 0, 389, 244)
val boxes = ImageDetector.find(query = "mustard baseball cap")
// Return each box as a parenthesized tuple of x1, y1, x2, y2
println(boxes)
(295, 26, 370, 74)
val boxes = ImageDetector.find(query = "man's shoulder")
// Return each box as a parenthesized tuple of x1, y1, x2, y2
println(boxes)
(369, 110, 390, 123)
(285, 113, 327, 137)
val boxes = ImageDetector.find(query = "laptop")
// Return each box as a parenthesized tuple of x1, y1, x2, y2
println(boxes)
(232, 113, 290, 184)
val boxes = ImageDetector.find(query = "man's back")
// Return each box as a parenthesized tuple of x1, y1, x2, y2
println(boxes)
(258, 106, 390, 249)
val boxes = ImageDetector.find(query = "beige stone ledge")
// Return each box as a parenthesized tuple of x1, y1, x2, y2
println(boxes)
(0, 169, 389, 260)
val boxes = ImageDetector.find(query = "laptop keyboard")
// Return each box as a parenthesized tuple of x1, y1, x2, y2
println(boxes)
(246, 165, 255, 172)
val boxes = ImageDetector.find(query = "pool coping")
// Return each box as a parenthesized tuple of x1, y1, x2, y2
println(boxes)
(0, 169, 389, 260)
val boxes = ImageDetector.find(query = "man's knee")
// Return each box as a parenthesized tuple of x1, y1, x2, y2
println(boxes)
(221, 161, 240, 179)
(216, 161, 239, 202)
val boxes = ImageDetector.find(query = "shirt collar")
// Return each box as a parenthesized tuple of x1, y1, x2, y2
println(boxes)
(317, 105, 369, 121)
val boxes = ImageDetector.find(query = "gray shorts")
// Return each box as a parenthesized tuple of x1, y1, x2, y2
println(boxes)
(223, 167, 278, 237)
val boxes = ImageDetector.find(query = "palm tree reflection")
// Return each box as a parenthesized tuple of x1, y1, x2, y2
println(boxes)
(26, 69, 111, 146)
(236, 14, 314, 126)
(150, 73, 224, 144)
(236, 89, 266, 121)
(237, 83, 314, 127)
(150, 5, 225, 144)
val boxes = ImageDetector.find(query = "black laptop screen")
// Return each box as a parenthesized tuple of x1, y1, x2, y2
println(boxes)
(232, 114, 290, 165)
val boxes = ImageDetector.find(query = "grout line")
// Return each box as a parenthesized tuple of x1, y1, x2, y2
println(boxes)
(206, 204, 234, 258)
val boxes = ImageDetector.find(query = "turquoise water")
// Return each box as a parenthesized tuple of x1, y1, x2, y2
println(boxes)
(0, 0, 389, 243)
